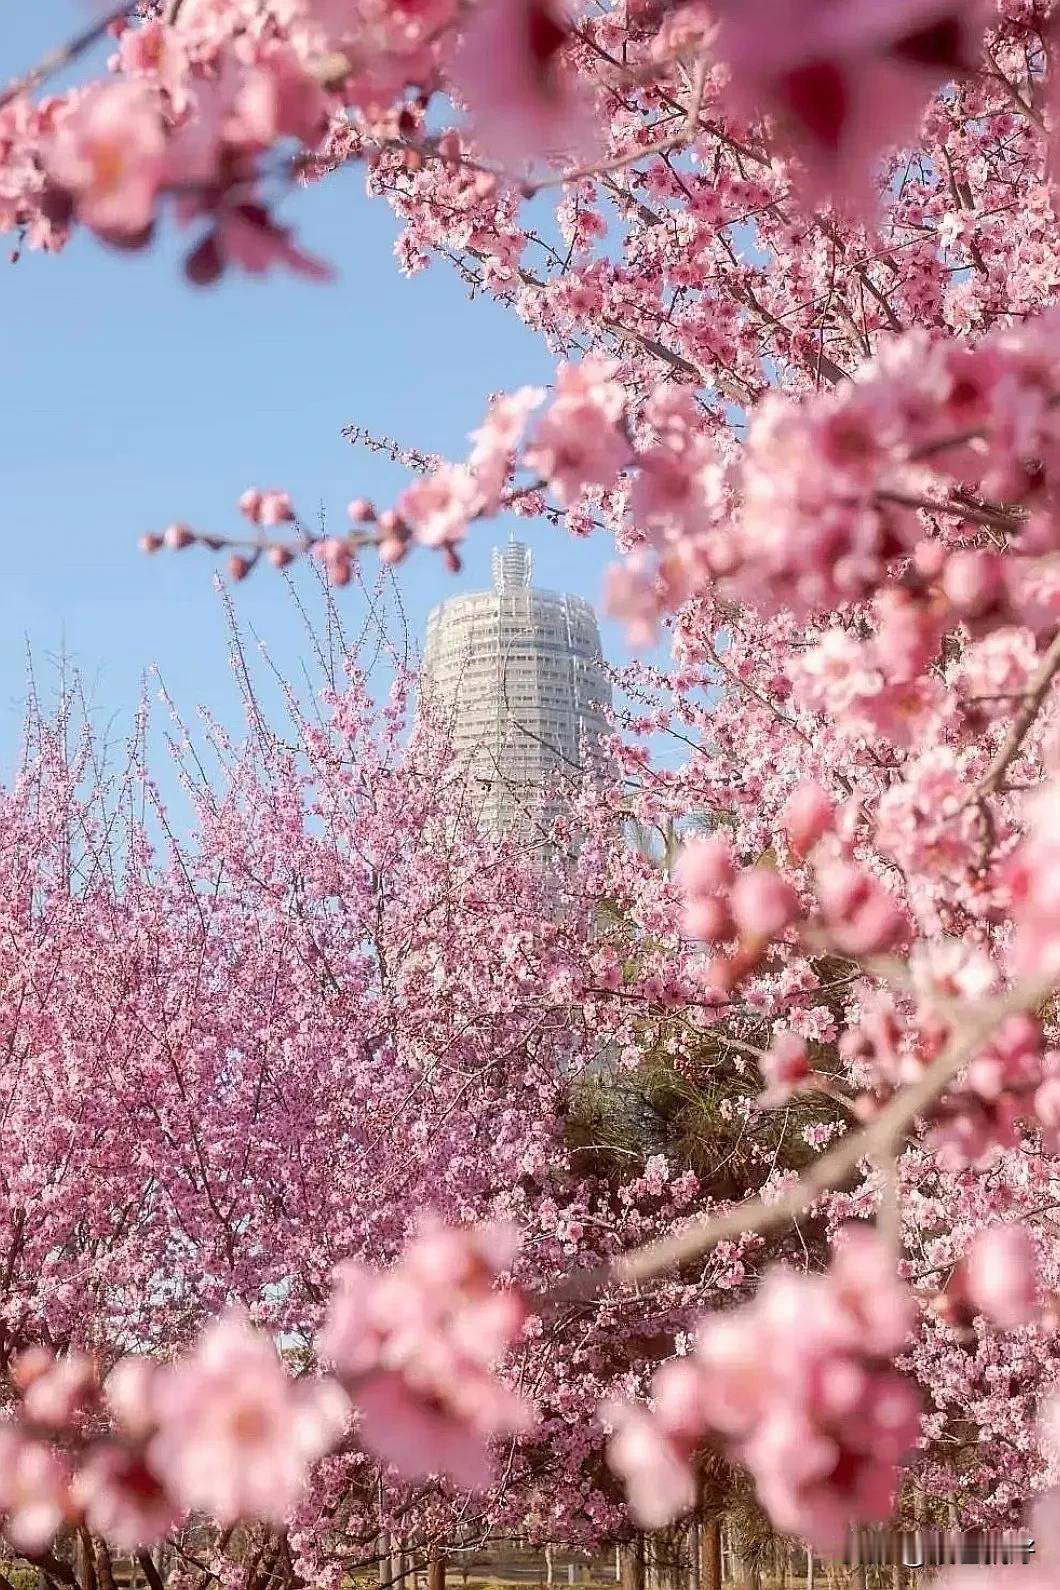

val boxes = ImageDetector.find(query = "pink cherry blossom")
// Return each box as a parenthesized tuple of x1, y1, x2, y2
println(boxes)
(965, 1224, 1040, 1328)
(113, 20, 190, 112)
(629, 388, 723, 544)
(16, 1351, 96, 1431)
(715, 0, 985, 204)
(103, 1358, 159, 1442)
(815, 862, 908, 956)
(72, 1447, 179, 1549)
(729, 870, 799, 944)
(231, 47, 330, 148)
(523, 360, 631, 507)
(758, 1030, 814, 1106)
(318, 1218, 534, 1490)
(0, 1428, 69, 1553)
(828, 1223, 916, 1356)
(468, 387, 544, 512)
(602, 1396, 698, 1530)
(397, 465, 480, 549)
(674, 835, 736, 894)
(942, 549, 1006, 619)
(608, 1232, 920, 1548)
(781, 782, 836, 860)
(1007, 783, 1060, 981)
(44, 82, 165, 242)
(149, 1311, 348, 1525)
(673, 835, 736, 941)
(924, 1016, 1045, 1171)
(449, 0, 600, 168)
(601, 560, 663, 650)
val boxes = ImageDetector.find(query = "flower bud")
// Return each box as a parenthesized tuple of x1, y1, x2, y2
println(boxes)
(378, 536, 409, 566)
(674, 836, 735, 895)
(781, 782, 834, 859)
(965, 1225, 1039, 1328)
(238, 489, 264, 524)
(730, 870, 799, 942)
(942, 550, 1004, 618)
(185, 234, 224, 287)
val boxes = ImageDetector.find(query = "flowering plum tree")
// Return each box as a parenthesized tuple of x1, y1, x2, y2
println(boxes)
(8, 0, 1060, 1582)
(0, 608, 860, 1582)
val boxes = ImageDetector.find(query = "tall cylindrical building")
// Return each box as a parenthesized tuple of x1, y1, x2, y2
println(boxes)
(421, 541, 612, 833)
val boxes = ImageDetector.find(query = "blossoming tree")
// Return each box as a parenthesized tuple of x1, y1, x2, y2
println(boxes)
(0, 611, 850, 1584)
(7, 0, 1060, 1582)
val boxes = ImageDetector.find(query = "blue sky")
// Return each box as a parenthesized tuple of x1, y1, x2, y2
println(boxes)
(2, 4, 668, 800)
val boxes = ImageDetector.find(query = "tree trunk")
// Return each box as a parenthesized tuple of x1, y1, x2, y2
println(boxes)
(699, 1521, 722, 1590)
(428, 1554, 446, 1590)
(620, 1537, 645, 1590)
(390, 1540, 405, 1590)
(729, 1549, 758, 1590)
(805, 1548, 814, 1590)
(94, 1541, 117, 1590)
(76, 1532, 98, 1590)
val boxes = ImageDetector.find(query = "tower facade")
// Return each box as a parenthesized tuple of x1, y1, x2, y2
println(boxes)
(421, 542, 612, 833)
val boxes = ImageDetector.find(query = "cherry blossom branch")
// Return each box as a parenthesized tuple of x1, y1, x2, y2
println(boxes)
(551, 978, 1053, 1300)
(982, 45, 1048, 136)
(521, 53, 709, 195)
(702, 639, 855, 797)
(967, 625, 1060, 804)
(0, 4, 132, 113)
(875, 488, 1024, 534)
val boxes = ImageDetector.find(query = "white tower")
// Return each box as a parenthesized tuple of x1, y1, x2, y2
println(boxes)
(421, 541, 612, 833)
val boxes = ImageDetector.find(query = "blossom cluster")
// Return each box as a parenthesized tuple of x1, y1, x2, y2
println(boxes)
(1, 0, 995, 285)
(11, 0, 1060, 1564)
(605, 1227, 922, 1549)
(2, 1200, 1048, 1556)
(0, 1220, 529, 1551)
(157, 306, 1060, 656)
(606, 310, 1060, 645)
(318, 1217, 535, 1489)
(0, 1320, 344, 1551)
